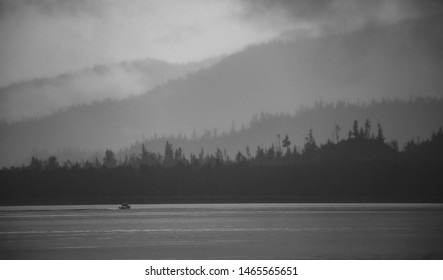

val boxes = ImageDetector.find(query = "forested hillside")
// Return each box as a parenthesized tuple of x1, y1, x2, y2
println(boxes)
(118, 97, 443, 162)
(1, 121, 442, 205)
(0, 57, 219, 121)
(1, 15, 443, 167)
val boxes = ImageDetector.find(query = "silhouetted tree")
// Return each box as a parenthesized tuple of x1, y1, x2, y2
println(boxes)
(255, 146, 265, 161)
(376, 123, 385, 143)
(198, 148, 205, 163)
(103, 150, 117, 168)
(276, 134, 283, 157)
(404, 139, 418, 153)
(352, 120, 360, 139)
(246, 146, 252, 160)
(141, 144, 148, 161)
(46, 156, 59, 170)
(303, 129, 317, 154)
(282, 135, 291, 149)
(174, 147, 187, 165)
(163, 141, 174, 166)
(389, 140, 399, 152)
(3, 120, 443, 205)
(215, 148, 224, 166)
(282, 135, 292, 156)
(29, 157, 43, 171)
(334, 124, 341, 143)
(235, 151, 247, 163)
(431, 127, 443, 141)
(364, 119, 372, 139)
(266, 144, 276, 159)
(190, 153, 200, 166)
(62, 160, 73, 169)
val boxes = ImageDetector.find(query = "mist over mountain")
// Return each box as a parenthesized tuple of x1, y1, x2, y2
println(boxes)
(117, 97, 443, 161)
(31, 97, 436, 165)
(0, 58, 219, 121)
(1, 15, 443, 167)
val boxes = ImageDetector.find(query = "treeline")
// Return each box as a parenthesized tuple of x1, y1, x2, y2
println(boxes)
(1, 120, 442, 204)
(3, 96, 442, 168)
(116, 96, 443, 167)
(15, 120, 443, 169)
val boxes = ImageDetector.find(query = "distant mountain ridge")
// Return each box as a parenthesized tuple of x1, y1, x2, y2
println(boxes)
(0, 57, 221, 121)
(17, 97, 443, 167)
(1, 15, 443, 167)
(117, 97, 443, 161)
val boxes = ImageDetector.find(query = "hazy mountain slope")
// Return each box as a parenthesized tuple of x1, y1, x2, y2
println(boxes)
(0, 58, 219, 121)
(29, 97, 443, 165)
(119, 97, 443, 160)
(109, 15, 443, 136)
(1, 16, 443, 167)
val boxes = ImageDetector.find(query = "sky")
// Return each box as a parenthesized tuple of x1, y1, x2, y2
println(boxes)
(1, 0, 443, 167)
(0, 0, 283, 88)
(2, 0, 442, 88)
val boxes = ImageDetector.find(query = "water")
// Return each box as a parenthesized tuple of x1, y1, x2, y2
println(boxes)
(1, 203, 442, 259)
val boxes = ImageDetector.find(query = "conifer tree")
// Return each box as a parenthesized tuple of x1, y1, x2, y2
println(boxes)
(163, 141, 174, 166)
(352, 120, 359, 139)
(246, 146, 252, 160)
(235, 152, 247, 163)
(282, 135, 291, 149)
(303, 129, 318, 154)
(376, 123, 385, 143)
(46, 156, 59, 170)
(334, 124, 341, 143)
(282, 135, 292, 156)
(103, 150, 117, 168)
(364, 119, 372, 139)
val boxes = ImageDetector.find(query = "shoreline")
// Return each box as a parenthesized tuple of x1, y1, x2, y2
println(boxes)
(2, 195, 443, 206)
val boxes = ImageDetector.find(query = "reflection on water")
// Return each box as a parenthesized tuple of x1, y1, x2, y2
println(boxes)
(1, 203, 443, 259)
(2, 202, 443, 211)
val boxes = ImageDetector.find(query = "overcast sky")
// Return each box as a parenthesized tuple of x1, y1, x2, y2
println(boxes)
(0, 0, 284, 88)
(1, 0, 442, 88)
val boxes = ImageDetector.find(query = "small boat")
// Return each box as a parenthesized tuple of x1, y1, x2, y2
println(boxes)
(118, 202, 130, 210)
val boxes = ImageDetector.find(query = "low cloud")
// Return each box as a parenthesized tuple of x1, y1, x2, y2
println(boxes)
(0, 58, 221, 121)
(1, 0, 442, 122)
(0, 0, 278, 87)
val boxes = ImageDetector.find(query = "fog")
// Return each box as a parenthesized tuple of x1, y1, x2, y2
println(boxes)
(1, 0, 443, 167)
(3, 0, 441, 88)
(0, 58, 219, 121)
(1, 0, 442, 120)
(0, 0, 280, 88)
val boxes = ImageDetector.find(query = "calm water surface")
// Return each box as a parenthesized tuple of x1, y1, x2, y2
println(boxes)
(1, 203, 442, 259)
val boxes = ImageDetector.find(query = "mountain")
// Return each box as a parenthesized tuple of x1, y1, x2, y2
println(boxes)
(116, 97, 443, 162)
(1, 16, 443, 167)
(0, 57, 220, 121)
